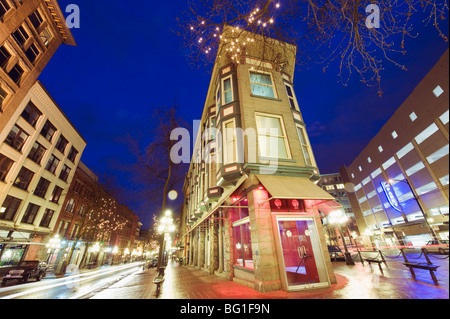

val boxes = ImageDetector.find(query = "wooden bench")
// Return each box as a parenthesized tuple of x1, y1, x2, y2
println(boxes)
(401, 248, 440, 285)
(364, 257, 385, 272)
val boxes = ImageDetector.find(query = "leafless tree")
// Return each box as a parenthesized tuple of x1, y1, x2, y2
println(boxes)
(177, 0, 448, 95)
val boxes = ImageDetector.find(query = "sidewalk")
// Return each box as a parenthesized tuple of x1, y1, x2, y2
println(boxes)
(88, 254, 449, 299)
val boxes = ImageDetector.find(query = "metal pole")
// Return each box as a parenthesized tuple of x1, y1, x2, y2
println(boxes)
(338, 224, 355, 265)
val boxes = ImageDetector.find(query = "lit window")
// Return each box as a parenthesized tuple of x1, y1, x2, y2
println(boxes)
(0, 154, 15, 182)
(336, 184, 345, 189)
(415, 123, 438, 144)
(223, 120, 237, 165)
(416, 182, 438, 195)
(326, 185, 334, 190)
(426, 145, 449, 164)
(409, 112, 417, 122)
(371, 168, 382, 178)
(256, 114, 289, 159)
(439, 110, 449, 125)
(351, 173, 355, 178)
(250, 71, 276, 98)
(382, 157, 396, 170)
(222, 77, 233, 105)
(392, 131, 398, 139)
(405, 162, 425, 176)
(367, 157, 372, 163)
(359, 166, 362, 172)
(396, 143, 414, 159)
(362, 177, 371, 185)
(363, 210, 372, 216)
(439, 175, 449, 186)
(358, 196, 367, 204)
(378, 146, 383, 153)
(433, 85, 444, 98)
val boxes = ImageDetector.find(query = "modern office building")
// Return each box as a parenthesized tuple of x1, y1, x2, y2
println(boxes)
(0, 81, 86, 266)
(317, 173, 360, 246)
(340, 49, 449, 248)
(180, 27, 341, 292)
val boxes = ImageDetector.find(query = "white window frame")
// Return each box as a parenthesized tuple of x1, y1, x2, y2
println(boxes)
(284, 82, 299, 111)
(249, 70, 278, 99)
(221, 75, 233, 106)
(296, 124, 315, 167)
(223, 118, 237, 165)
(255, 113, 291, 160)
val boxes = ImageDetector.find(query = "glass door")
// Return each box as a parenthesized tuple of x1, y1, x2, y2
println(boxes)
(276, 217, 329, 290)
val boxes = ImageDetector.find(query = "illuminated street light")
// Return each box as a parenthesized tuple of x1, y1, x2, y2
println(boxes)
(328, 210, 355, 265)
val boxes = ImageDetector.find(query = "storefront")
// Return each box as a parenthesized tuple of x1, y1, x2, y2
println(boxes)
(185, 174, 340, 292)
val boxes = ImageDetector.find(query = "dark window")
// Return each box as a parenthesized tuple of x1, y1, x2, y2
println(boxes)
(59, 165, 71, 182)
(39, 208, 54, 228)
(8, 63, 24, 84)
(0, 0, 11, 20)
(0, 85, 8, 108)
(21, 203, 40, 224)
(0, 46, 11, 69)
(12, 26, 29, 48)
(0, 196, 22, 221)
(49, 185, 63, 204)
(13, 167, 34, 190)
(45, 154, 59, 174)
(40, 120, 56, 142)
(55, 135, 68, 154)
(65, 198, 75, 213)
(5, 125, 29, 152)
(29, 10, 43, 29)
(34, 177, 50, 198)
(25, 43, 39, 63)
(67, 147, 78, 163)
(27, 141, 46, 165)
(21, 101, 42, 127)
(0, 154, 14, 182)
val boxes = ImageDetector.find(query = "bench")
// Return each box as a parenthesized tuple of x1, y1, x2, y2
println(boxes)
(358, 249, 386, 272)
(364, 257, 385, 272)
(400, 248, 440, 285)
(403, 262, 439, 284)
(153, 275, 165, 297)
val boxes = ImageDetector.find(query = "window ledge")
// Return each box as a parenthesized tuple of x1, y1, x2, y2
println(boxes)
(259, 156, 296, 163)
(250, 94, 281, 102)
(233, 265, 254, 273)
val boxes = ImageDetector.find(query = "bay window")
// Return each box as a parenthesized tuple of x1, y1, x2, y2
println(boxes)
(296, 125, 314, 166)
(255, 114, 290, 159)
(223, 119, 237, 164)
(250, 71, 276, 98)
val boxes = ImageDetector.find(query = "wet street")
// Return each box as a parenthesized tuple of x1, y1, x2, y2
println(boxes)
(0, 250, 448, 300)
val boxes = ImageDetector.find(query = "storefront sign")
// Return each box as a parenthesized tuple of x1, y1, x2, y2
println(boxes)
(380, 181, 402, 212)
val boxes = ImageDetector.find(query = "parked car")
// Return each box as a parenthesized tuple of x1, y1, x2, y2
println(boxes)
(423, 239, 449, 254)
(1, 261, 47, 285)
(327, 245, 346, 261)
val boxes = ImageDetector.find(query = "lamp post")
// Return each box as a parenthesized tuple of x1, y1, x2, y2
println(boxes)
(46, 234, 61, 264)
(388, 179, 438, 240)
(156, 210, 176, 276)
(329, 210, 355, 265)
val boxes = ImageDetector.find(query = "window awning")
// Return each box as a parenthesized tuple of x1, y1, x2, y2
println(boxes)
(256, 174, 335, 200)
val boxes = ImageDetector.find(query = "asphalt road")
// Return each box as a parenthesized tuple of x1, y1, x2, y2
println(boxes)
(0, 262, 144, 299)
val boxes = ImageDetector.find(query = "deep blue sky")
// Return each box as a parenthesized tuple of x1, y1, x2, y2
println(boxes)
(38, 0, 449, 228)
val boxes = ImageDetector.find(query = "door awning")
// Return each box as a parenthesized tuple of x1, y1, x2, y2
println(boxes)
(256, 174, 335, 200)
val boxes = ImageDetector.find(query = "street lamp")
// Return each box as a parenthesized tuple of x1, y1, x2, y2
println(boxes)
(46, 234, 61, 264)
(156, 210, 176, 276)
(388, 179, 438, 240)
(328, 210, 355, 265)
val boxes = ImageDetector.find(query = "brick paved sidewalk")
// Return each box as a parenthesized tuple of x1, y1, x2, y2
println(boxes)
(90, 256, 449, 299)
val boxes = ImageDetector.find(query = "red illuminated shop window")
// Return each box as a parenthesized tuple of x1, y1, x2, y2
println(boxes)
(230, 196, 253, 269)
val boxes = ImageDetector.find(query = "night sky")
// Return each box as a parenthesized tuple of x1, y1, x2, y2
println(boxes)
(37, 0, 449, 228)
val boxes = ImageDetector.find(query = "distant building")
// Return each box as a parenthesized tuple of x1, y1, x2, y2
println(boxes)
(317, 173, 360, 246)
(340, 49, 449, 248)
(180, 27, 340, 293)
